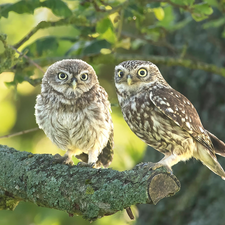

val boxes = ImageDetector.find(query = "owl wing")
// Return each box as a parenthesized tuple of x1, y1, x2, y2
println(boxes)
(75, 128, 114, 168)
(96, 128, 114, 168)
(149, 86, 214, 153)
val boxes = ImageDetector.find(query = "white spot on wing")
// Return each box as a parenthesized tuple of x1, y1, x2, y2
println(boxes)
(186, 122, 191, 129)
(160, 100, 167, 105)
(166, 108, 174, 113)
(199, 126, 204, 133)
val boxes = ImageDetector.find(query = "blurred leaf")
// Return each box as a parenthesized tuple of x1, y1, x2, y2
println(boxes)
(157, 6, 174, 29)
(169, 0, 185, 5)
(203, 17, 225, 29)
(96, 18, 114, 34)
(99, 27, 117, 44)
(205, 0, 219, 7)
(41, 0, 72, 17)
(170, 17, 192, 31)
(115, 38, 131, 49)
(153, 7, 165, 21)
(24, 37, 59, 57)
(82, 40, 111, 55)
(0, 0, 40, 18)
(96, 18, 116, 44)
(0, 0, 72, 18)
(100, 48, 112, 54)
(191, 3, 213, 21)
(65, 40, 85, 56)
(131, 39, 146, 50)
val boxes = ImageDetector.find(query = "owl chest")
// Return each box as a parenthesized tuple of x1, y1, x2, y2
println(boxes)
(41, 102, 110, 151)
(121, 95, 155, 138)
(121, 95, 191, 153)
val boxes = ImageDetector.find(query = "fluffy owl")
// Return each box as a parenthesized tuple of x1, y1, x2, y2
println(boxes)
(35, 59, 113, 167)
(114, 60, 225, 179)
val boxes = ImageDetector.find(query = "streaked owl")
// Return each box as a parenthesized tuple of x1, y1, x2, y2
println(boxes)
(35, 59, 113, 168)
(114, 60, 225, 179)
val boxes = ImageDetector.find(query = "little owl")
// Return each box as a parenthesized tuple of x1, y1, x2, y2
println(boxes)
(35, 59, 113, 167)
(114, 60, 225, 179)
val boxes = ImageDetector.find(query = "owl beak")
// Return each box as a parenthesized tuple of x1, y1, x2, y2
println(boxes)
(127, 75, 132, 86)
(72, 79, 77, 90)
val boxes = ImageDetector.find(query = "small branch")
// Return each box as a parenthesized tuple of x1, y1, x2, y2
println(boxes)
(9, 46, 45, 73)
(0, 128, 39, 139)
(0, 145, 180, 221)
(113, 54, 225, 77)
(13, 2, 128, 49)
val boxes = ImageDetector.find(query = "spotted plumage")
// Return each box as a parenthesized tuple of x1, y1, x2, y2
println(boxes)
(114, 60, 225, 179)
(35, 59, 113, 167)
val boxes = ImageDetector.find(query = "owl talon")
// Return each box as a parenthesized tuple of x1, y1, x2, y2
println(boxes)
(77, 162, 96, 168)
(150, 163, 173, 175)
(135, 162, 173, 175)
(52, 154, 74, 165)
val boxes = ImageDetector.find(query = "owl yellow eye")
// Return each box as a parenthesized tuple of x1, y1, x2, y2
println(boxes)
(58, 72, 68, 80)
(80, 73, 88, 81)
(137, 68, 148, 77)
(117, 70, 124, 78)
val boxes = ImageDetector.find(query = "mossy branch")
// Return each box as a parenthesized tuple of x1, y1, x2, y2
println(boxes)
(0, 145, 180, 221)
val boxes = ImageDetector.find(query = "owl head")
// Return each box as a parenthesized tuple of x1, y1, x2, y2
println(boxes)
(42, 59, 99, 99)
(114, 60, 169, 95)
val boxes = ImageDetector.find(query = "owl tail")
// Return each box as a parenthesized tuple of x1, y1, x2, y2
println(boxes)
(206, 131, 225, 157)
(195, 143, 225, 180)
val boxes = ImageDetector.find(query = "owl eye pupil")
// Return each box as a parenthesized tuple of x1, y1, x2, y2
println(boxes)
(81, 73, 88, 81)
(118, 70, 124, 77)
(58, 72, 67, 80)
(138, 68, 147, 77)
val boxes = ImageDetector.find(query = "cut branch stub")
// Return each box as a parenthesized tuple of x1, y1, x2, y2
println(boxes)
(148, 172, 180, 205)
(0, 145, 180, 221)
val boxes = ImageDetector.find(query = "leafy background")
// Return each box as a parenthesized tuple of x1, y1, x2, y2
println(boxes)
(0, 0, 225, 224)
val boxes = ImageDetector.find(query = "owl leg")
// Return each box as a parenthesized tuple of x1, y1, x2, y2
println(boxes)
(137, 154, 179, 174)
(53, 153, 74, 165)
(53, 149, 83, 165)
(76, 150, 99, 168)
(149, 154, 180, 173)
(157, 154, 180, 169)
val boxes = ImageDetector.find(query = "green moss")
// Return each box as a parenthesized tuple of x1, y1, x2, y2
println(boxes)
(86, 185, 94, 195)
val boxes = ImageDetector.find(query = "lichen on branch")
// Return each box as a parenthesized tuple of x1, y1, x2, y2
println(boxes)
(0, 145, 180, 221)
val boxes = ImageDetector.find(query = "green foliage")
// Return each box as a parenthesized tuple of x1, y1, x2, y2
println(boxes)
(0, 0, 72, 18)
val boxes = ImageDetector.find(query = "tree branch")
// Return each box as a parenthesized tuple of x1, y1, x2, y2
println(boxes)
(114, 54, 225, 78)
(0, 145, 180, 221)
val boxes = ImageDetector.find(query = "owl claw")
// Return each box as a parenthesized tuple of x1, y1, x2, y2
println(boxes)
(135, 162, 173, 175)
(150, 162, 173, 175)
(52, 154, 74, 165)
(77, 162, 96, 168)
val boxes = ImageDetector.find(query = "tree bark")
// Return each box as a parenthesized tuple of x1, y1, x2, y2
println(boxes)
(0, 145, 180, 221)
